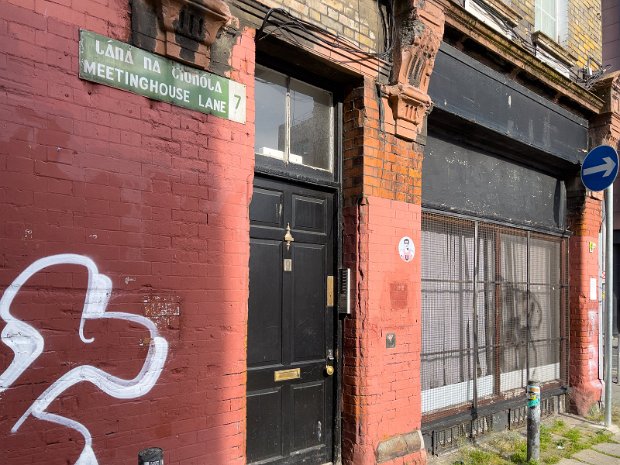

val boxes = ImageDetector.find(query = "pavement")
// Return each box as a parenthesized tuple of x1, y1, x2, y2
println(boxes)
(555, 338, 620, 465)
(554, 417, 620, 465)
(428, 338, 620, 465)
(572, 443, 620, 464)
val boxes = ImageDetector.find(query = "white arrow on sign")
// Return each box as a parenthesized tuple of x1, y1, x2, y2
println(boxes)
(583, 156, 617, 177)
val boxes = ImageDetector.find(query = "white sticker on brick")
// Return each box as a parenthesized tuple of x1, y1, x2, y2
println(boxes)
(590, 276, 597, 301)
(398, 236, 415, 263)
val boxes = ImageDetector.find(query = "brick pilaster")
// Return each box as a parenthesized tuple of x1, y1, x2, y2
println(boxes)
(567, 190, 604, 415)
(568, 72, 620, 415)
(341, 2, 444, 463)
(342, 80, 425, 465)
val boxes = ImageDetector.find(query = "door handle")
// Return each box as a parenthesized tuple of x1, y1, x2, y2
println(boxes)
(325, 365, 334, 376)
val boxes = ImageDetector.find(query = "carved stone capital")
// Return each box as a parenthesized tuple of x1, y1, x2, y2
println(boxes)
(387, 0, 444, 141)
(383, 82, 432, 141)
(131, 0, 232, 69)
(159, 0, 231, 46)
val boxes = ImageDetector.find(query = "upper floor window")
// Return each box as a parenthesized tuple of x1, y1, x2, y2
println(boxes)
(535, 0, 567, 43)
(254, 65, 334, 173)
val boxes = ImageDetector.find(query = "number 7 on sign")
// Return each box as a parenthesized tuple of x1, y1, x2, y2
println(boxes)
(228, 81, 246, 124)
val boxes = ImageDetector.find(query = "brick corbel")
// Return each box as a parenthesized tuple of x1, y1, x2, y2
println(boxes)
(131, 0, 232, 69)
(590, 71, 620, 150)
(383, 0, 444, 141)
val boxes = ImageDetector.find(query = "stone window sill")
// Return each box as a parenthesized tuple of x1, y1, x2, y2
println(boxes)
(531, 31, 575, 68)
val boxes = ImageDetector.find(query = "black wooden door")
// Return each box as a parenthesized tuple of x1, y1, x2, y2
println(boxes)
(247, 176, 336, 465)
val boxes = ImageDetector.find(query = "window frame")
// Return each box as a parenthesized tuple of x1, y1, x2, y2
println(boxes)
(535, 0, 568, 44)
(254, 63, 337, 185)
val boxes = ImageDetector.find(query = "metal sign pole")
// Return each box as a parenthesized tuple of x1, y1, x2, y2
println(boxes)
(580, 145, 618, 427)
(605, 183, 614, 427)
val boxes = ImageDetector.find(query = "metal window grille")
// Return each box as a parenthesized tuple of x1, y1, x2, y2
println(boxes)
(421, 212, 568, 416)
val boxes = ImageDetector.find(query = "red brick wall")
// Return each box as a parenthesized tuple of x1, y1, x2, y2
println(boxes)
(568, 194, 603, 415)
(0, 1, 255, 464)
(343, 80, 423, 204)
(342, 79, 425, 465)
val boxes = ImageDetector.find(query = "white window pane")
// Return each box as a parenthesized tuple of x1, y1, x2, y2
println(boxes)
(255, 66, 287, 159)
(535, 0, 559, 40)
(541, 0, 556, 14)
(289, 78, 333, 172)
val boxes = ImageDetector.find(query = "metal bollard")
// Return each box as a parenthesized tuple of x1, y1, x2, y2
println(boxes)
(138, 447, 164, 465)
(527, 380, 541, 462)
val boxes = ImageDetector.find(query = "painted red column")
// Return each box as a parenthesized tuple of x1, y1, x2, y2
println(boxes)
(568, 72, 620, 415)
(567, 194, 604, 415)
(341, 2, 444, 463)
(342, 84, 427, 465)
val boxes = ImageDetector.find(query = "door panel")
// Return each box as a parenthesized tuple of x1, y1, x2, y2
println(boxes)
(247, 176, 335, 465)
(292, 195, 326, 233)
(251, 187, 283, 227)
(292, 382, 326, 451)
(292, 244, 326, 362)
(247, 388, 283, 462)
(248, 239, 283, 367)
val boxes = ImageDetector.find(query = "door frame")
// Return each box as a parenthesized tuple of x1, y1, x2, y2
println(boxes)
(249, 95, 345, 465)
(247, 171, 343, 464)
(247, 175, 339, 464)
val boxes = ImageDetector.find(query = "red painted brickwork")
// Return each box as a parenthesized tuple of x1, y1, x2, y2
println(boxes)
(342, 78, 425, 464)
(0, 1, 255, 464)
(567, 195, 603, 415)
(343, 197, 424, 464)
(567, 72, 620, 416)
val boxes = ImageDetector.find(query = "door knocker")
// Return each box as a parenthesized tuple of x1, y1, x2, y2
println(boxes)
(284, 223, 295, 251)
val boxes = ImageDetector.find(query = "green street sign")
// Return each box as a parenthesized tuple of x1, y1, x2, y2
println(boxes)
(79, 30, 246, 123)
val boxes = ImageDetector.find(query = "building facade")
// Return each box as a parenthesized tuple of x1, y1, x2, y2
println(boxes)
(602, 0, 620, 336)
(0, 0, 618, 464)
(603, 0, 620, 73)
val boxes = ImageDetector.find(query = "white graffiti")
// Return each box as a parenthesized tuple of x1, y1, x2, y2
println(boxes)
(0, 254, 169, 465)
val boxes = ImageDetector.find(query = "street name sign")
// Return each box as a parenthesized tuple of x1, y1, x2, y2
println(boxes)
(79, 30, 246, 123)
(581, 145, 619, 192)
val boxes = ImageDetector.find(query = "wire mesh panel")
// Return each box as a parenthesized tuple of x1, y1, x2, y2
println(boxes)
(421, 215, 476, 413)
(528, 234, 564, 384)
(499, 229, 529, 392)
(476, 225, 498, 399)
(421, 212, 569, 417)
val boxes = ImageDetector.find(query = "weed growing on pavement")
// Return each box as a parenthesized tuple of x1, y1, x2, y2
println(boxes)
(586, 404, 620, 427)
(457, 448, 511, 465)
(454, 417, 615, 465)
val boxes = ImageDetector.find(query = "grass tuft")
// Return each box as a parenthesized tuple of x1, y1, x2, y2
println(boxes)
(453, 417, 616, 465)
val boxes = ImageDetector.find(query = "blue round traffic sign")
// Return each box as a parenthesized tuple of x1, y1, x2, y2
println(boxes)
(581, 145, 619, 191)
